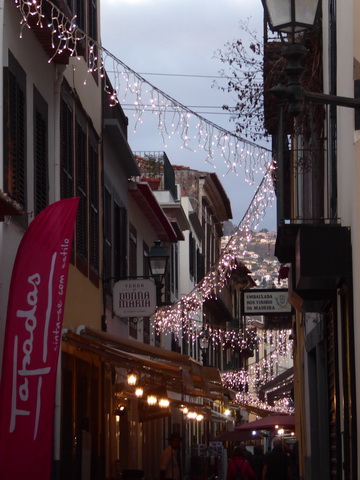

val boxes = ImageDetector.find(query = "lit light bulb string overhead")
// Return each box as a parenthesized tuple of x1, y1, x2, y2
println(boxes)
(14, 0, 271, 181)
(15, 0, 292, 413)
(154, 169, 275, 337)
(15, 0, 276, 334)
(221, 329, 294, 414)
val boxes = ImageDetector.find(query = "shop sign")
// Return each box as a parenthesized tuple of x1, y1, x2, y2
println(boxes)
(242, 289, 292, 315)
(113, 279, 156, 317)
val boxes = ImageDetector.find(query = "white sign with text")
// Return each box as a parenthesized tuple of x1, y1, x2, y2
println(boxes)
(243, 289, 292, 315)
(113, 279, 156, 317)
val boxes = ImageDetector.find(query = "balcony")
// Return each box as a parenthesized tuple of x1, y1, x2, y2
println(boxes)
(134, 152, 177, 201)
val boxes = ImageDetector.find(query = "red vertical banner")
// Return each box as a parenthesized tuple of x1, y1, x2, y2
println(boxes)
(0, 198, 79, 480)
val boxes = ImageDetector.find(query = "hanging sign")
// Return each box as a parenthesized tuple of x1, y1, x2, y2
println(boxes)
(113, 278, 156, 317)
(242, 289, 292, 315)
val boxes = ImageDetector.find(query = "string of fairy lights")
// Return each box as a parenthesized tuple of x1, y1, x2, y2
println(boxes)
(221, 329, 294, 413)
(13, 0, 294, 412)
(154, 169, 275, 335)
(14, 0, 271, 179)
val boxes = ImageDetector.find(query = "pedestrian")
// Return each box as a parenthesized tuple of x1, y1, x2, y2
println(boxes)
(226, 446, 257, 480)
(160, 433, 182, 480)
(252, 445, 265, 480)
(239, 442, 254, 465)
(261, 438, 291, 480)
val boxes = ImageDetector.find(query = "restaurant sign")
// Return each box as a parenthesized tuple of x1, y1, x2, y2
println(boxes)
(242, 289, 292, 315)
(113, 279, 156, 317)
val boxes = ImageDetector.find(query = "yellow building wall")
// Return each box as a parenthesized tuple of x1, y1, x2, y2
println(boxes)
(63, 264, 103, 330)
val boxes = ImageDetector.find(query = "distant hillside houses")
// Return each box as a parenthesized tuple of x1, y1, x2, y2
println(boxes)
(222, 230, 288, 289)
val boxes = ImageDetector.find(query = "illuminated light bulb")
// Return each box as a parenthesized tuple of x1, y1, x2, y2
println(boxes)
(147, 394, 157, 406)
(196, 414, 204, 422)
(135, 386, 144, 398)
(127, 370, 137, 386)
(159, 398, 170, 408)
(187, 411, 197, 420)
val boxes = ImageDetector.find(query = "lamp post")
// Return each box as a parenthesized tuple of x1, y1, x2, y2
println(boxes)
(145, 240, 169, 306)
(262, 0, 360, 115)
(198, 326, 211, 366)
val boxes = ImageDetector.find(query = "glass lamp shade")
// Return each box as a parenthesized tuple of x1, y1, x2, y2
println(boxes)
(147, 394, 157, 406)
(262, 0, 320, 34)
(198, 327, 210, 352)
(127, 370, 138, 386)
(145, 240, 169, 280)
(135, 386, 144, 398)
(158, 398, 170, 408)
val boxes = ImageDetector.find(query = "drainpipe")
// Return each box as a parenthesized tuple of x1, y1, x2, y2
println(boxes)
(53, 64, 66, 202)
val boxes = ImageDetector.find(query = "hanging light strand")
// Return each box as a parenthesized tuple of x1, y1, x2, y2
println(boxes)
(154, 165, 275, 336)
(14, 0, 272, 183)
(14, 0, 281, 352)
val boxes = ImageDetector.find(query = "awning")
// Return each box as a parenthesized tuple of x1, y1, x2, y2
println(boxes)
(63, 327, 228, 401)
(214, 429, 264, 442)
(128, 181, 178, 242)
(104, 119, 140, 177)
(258, 367, 294, 405)
(169, 219, 185, 241)
(236, 414, 295, 431)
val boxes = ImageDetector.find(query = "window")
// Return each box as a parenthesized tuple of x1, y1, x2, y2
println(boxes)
(75, 119, 87, 261)
(189, 232, 196, 278)
(63, 0, 97, 40)
(104, 187, 112, 295)
(103, 183, 128, 295)
(129, 224, 137, 278)
(60, 86, 100, 284)
(3, 52, 27, 221)
(114, 202, 127, 280)
(89, 141, 99, 274)
(33, 87, 48, 215)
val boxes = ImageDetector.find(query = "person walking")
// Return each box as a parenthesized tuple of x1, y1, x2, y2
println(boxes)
(252, 445, 265, 480)
(261, 438, 291, 480)
(227, 446, 257, 480)
(160, 433, 182, 480)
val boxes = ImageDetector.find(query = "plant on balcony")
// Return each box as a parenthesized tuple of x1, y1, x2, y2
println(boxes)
(136, 154, 163, 190)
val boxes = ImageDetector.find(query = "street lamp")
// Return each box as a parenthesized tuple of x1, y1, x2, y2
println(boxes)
(262, 0, 360, 116)
(144, 240, 169, 306)
(262, 0, 320, 37)
(198, 326, 211, 366)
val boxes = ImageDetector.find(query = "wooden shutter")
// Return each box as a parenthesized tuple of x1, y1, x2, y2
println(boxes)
(103, 187, 112, 295)
(3, 64, 26, 209)
(34, 88, 48, 215)
(76, 120, 87, 260)
(89, 142, 99, 273)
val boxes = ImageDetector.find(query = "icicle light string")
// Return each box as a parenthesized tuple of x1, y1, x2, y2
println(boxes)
(14, 0, 272, 183)
(14, 0, 282, 354)
(221, 328, 294, 413)
(236, 392, 294, 414)
(154, 165, 275, 338)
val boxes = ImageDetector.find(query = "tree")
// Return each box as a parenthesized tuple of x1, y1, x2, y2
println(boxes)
(213, 20, 267, 142)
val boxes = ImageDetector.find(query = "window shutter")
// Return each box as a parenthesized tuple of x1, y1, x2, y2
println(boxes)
(34, 91, 48, 215)
(104, 187, 112, 295)
(4, 68, 26, 208)
(60, 98, 74, 199)
(89, 142, 99, 272)
(76, 121, 87, 259)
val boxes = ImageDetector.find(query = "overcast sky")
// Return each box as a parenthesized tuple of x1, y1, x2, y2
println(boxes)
(100, 0, 275, 230)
